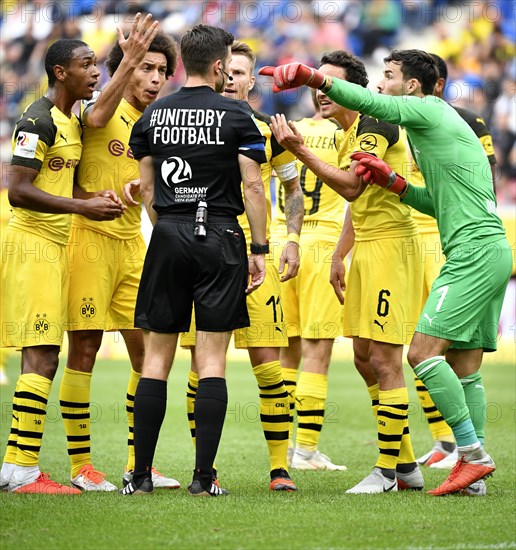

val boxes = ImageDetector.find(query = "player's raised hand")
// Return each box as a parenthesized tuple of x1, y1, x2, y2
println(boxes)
(123, 179, 141, 206)
(246, 253, 266, 294)
(351, 152, 407, 196)
(117, 12, 160, 64)
(270, 114, 304, 155)
(259, 63, 326, 93)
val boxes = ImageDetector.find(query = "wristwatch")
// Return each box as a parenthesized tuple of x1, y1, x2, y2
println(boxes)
(250, 242, 270, 254)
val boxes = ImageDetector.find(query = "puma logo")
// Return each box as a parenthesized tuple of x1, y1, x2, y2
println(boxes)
(295, 397, 305, 406)
(424, 313, 437, 326)
(374, 319, 387, 332)
(275, 327, 283, 334)
(27, 117, 39, 125)
(120, 115, 132, 128)
(60, 133, 68, 143)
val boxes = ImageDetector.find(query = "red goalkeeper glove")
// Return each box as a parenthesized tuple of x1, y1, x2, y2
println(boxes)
(351, 152, 407, 196)
(259, 63, 327, 93)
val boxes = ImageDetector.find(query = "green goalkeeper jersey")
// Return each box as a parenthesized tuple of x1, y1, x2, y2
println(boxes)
(326, 79, 506, 256)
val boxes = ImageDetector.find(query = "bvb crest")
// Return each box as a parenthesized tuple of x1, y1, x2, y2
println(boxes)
(34, 313, 50, 335)
(80, 297, 96, 319)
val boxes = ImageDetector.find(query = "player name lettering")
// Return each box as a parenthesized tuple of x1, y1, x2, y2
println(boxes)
(153, 126, 224, 145)
(150, 108, 226, 128)
(304, 135, 335, 150)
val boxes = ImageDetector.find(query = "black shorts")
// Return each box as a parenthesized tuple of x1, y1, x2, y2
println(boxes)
(135, 216, 250, 333)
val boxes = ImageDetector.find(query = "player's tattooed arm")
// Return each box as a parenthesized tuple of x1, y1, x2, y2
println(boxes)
(279, 175, 303, 281)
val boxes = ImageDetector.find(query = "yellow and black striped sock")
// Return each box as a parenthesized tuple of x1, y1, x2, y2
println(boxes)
(125, 368, 141, 472)
(3, 378, 21, 464)
(396, 387, 416, 465)
(296, 371, 327, 451)
(59, 368, 91, 477)
(15, 373, 51, 467)
(186, 370, 199, 447)
(367, 383, 379, 418)
(282, 367, 297, 442)
(254, 361, 290, 471)
(375, 387, 408, 470)
(414, 373, 454, 443)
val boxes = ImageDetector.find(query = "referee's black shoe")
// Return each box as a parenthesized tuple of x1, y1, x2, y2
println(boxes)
(189, 479, 229, 497)
(119, 477, 153, 496)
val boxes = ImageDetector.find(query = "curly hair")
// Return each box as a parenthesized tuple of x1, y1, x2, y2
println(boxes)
(105, 32, 178, 78)
(320, 50, 369, 88)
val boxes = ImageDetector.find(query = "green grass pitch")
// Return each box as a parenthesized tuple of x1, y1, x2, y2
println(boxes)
(1, 350, 514, 549)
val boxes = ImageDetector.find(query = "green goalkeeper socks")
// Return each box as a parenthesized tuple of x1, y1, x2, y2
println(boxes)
(413, 356, 477, 447)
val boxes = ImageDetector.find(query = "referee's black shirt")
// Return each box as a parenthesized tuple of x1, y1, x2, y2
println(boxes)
(130, 85, 266, 218)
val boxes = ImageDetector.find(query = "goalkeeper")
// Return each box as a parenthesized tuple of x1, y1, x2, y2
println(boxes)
(260, 49, 512, 496)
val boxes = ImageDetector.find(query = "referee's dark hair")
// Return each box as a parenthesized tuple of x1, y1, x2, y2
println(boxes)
(429, 53, 449, 82)
(181, 24, 234, 76)
(320, 50, 369, 88)
(384, 49, 439, 95)
(45, 39, 88, 87)
(106, 32, 178, 78)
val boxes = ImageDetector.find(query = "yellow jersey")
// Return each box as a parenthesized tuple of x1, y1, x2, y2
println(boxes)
(0, 188, 12, 231)
(339, 114, 418, 242)
(238, 109, 296, 243)
(73, 95, 143, 240)
(9, 97, 82, 245)
(274, 117, 345, 240)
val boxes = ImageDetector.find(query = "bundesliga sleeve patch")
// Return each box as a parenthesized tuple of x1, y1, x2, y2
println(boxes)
(14, 131, 39, 159)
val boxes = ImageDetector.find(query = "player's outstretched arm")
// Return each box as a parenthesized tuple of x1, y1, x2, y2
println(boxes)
(270, 114, 365, 201)
(351, 152, 437, 217)
(8, 164, 125, 220)
(259, 63, 329, 93)
(240, 154, 267, 294)
(351, 152, 407, 195)
(330, 207, 354, 305)
(83, 12, 160, 128)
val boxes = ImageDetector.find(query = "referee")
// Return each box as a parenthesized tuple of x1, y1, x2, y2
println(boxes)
(120, 24, 268, 497)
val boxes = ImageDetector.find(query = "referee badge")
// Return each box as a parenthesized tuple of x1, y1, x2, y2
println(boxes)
(80, 297, 96, 319)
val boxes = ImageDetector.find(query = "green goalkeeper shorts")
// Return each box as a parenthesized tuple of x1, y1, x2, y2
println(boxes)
(416, 237, 512, 351)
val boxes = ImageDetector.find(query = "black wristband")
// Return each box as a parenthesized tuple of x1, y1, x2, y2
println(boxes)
(250, 242, 270, 254)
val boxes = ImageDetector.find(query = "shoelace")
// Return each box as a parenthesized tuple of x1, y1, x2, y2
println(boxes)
(39, 472, 67, 489)
(446, 457, 466, 482)
(82, 467, 106, 484)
